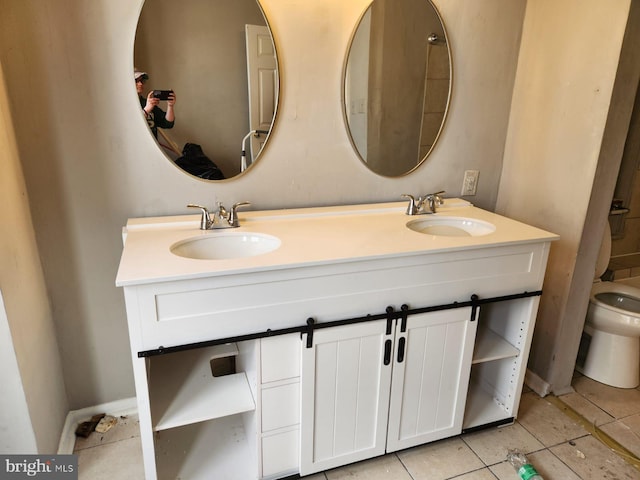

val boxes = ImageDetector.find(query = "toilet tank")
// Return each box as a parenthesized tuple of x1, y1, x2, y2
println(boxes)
(595, 221, 612, 280)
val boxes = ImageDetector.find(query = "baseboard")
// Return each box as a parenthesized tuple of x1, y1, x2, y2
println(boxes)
(524, 368, 552, 397)
(57, 397, 138, 454)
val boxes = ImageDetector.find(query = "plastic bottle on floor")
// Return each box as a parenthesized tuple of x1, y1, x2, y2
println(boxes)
(506, 449, 544, 480)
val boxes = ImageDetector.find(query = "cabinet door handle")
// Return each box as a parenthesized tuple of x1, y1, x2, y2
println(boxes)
(384, 339, 392, 365)
(397, 337, 406, 363)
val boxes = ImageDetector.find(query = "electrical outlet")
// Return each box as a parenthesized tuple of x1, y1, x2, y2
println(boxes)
(461, 170, 479, 196)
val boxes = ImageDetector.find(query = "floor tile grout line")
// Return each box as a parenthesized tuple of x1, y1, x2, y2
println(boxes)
(445, 466, 498, 480)
(547, 394, 640, 470)
(459, 433, 499, 469)
(393, 452, 416, 480)
(538, 443, 587, 480)
(572, 385, 640, 421)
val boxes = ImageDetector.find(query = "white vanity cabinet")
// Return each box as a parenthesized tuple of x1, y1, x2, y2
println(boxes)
(463, 296, 542, 431)
(145, 341, 259, 480)
(132, 335, 300, 480)
(300, 308, 478, 475)
(116, 202, 558, 480)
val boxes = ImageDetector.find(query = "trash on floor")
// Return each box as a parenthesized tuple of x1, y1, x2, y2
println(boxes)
(74, 413, 106, 438)
(94, 415, 117, 433)
(506, 449, 544, 480)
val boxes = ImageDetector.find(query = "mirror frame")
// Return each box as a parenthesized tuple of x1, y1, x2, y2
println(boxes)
(133, 0, 280, 182)
(342, 0, 452, 178)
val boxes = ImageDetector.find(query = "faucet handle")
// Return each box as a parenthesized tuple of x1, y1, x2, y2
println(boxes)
(187, 204, 211, 230)
(429, 190, 445, 205)
(401, 194, 418, 215)
(424, 191, 445, 213)
(229, 201, 251, 227)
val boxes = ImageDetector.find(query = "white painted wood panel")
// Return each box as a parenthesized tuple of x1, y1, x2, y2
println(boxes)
(300, 321, 392, 475)
(386, 308, 477, 452)
(245, 24, 276, 164)
(133, 243, 548, 350)
(154, 415, 256, 480)
(261, 334, 300, 384)
(261, 429, 299, 478)
(261, 382, 300, 432)
(149, 346, 255, 431)
(472, 327, 519, 364)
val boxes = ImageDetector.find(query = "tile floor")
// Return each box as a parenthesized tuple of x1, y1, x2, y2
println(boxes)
(74, 373, 640, 480)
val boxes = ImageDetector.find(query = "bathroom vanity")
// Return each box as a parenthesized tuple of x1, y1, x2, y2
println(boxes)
(116, 201, 558, 480)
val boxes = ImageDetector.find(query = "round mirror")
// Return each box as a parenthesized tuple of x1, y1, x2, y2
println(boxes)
(134, 0, 279, 180)
(344, 0, 451, 177)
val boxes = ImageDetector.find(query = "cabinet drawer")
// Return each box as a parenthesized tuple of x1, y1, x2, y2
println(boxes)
(262, 429, 299, 478)
(261, 334, 300, 383)
(262, 382, 300, 432)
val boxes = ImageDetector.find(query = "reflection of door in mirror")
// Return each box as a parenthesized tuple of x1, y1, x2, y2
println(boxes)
(245, 24, 277, 167)
(135, 0, 279, 180)
(345, 0, 450, 177)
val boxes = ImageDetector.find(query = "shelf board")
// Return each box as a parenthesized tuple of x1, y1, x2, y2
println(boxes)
(155, 415, 257, 480)
(150, 345, 255, 431)
(472, 327, 519, 364)
(463, 381, 509, 430)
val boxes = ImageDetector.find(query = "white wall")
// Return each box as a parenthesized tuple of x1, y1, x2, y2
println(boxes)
(497, 0, 635, 393)
(0, 0, 527, 409)
(0, 61, 68, 452)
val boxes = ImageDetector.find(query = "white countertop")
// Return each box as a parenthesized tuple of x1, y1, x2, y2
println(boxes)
(115, 201, 559, 286)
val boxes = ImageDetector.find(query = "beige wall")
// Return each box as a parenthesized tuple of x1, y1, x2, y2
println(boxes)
(497, 0, 636, 394)
(0, 0, 527, 410)
(0, 0, 635, 420)
(0, 60, 68, 452)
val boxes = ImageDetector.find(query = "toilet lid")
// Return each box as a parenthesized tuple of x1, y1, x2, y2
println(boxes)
(595, 221, 611, 279)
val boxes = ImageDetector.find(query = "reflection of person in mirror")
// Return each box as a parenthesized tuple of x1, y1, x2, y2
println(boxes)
(135, 69, 176, 138)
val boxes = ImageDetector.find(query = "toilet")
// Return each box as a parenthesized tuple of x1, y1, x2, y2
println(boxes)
(577, 222, 640, 388)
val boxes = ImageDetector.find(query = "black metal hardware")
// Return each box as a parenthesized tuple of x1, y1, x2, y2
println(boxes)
(405, 299, 467, 316)
(397, 337, 406, 363)
(305, 318, 315, 348)
(470, 294, 479, 322)
(138, 289, 543, 357)
(385, 306, 395, 335)
(384, 339, 392, 365)
(400, 304, 409, 332)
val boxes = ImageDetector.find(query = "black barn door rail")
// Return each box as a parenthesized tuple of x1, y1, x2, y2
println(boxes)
(138, 290, 542, 357)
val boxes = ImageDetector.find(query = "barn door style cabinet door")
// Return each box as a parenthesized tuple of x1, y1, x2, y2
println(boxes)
(300, 307, 478, 475)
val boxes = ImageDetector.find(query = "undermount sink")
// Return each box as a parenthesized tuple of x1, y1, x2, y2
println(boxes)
(170, 232, 281, 260)
(406, 216, 496, 237)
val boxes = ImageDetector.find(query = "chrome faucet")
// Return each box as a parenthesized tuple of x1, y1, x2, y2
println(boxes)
(401, 191, 445, 215)
(425, 191, 445, 213)
(188, 201, 251, 229)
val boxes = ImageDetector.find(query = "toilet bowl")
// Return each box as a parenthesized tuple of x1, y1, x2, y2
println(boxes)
(577, 222, 640, 388)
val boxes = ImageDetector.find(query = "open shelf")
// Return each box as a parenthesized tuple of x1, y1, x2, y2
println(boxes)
(472, 327, 519, 364)
(155, 414, 257, 480)
(149, 344, 255, 431)
(462, 381, 510, 430)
